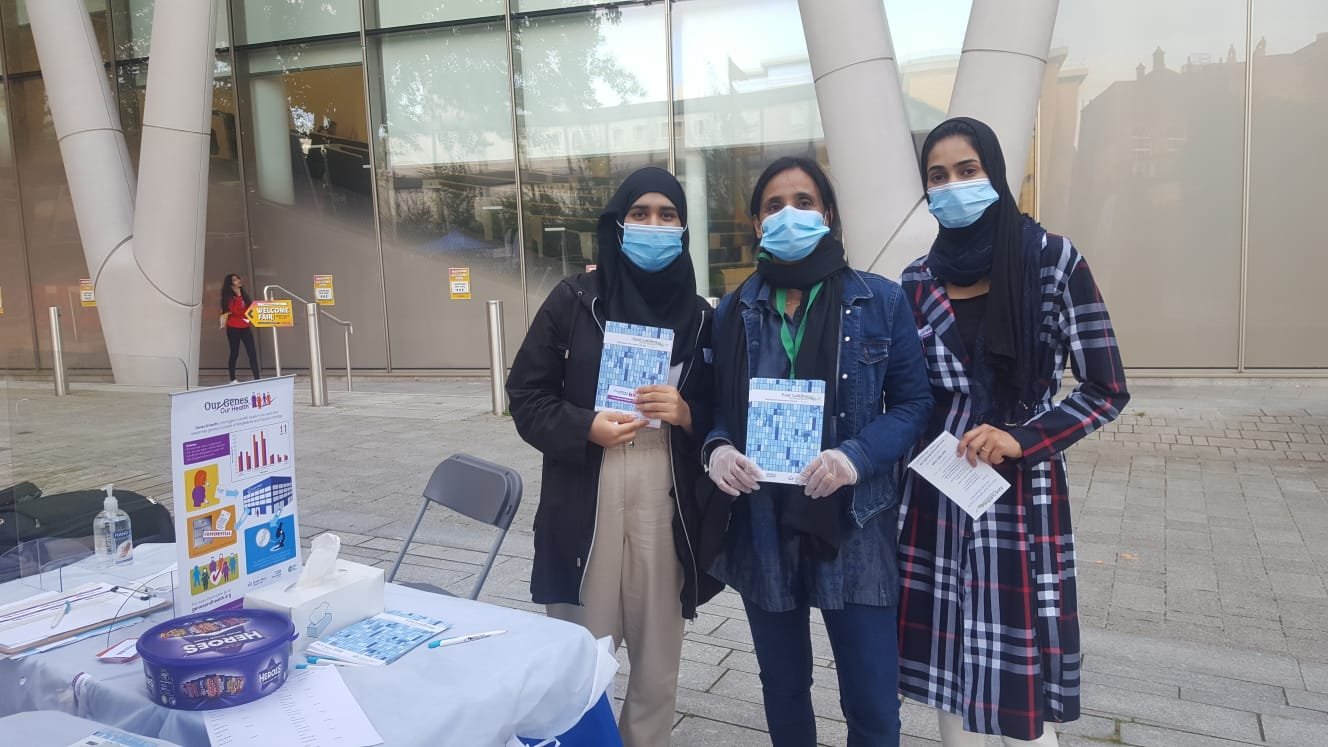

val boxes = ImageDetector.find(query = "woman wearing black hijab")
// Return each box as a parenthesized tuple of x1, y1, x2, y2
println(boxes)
(507, 167, 715, 747)
(897, 117, 1130, 746)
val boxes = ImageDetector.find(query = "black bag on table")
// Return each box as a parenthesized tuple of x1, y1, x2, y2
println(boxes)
(0, 483, 175, 557)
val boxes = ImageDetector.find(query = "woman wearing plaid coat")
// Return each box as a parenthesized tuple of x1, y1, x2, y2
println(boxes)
(897, 117, 1129, 746)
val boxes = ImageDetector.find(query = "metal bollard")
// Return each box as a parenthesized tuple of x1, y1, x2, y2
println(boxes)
(306, 303, 327, 407)
(49, 306, 68, 396)
(486, 300, 507, 416)
(343, 325, 353, 392)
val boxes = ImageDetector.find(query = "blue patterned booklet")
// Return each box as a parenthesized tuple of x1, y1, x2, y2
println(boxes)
(304, 610, 450, 666)
(594, 321, 675, 428)
(746, 378, 826, 484)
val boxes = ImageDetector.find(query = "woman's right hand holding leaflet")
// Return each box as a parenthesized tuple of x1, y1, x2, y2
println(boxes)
(589, 410, 648, 448)
(707, 444, 763, 497)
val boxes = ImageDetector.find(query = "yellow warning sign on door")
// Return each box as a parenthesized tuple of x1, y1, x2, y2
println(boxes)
(449, 267, 471, 301)
(79, 279, 96, 307)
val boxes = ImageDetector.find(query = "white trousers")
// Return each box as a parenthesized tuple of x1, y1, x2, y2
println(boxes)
(548, 427, 685, 747)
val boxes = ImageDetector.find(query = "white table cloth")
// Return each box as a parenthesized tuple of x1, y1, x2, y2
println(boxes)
(0, 544, 617, 747)
(0, 710, 183, 746)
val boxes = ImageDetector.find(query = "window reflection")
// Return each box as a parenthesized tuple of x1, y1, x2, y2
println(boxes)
(1245, 9, 1328, 366)
(369, 22, 525, 367)
(9, 77, 107, 367)
(0, 65, 35, 364)
(111, 0, 232, 59)
(514, 5, 668, 311)
(236, 40, 388, 368)
(882, 0, 972, 134)
(230, 0, 357, 46)
(1038, 0, 1246, 367)
(364, 0, 503, 29)
(674, 0, 824, 298)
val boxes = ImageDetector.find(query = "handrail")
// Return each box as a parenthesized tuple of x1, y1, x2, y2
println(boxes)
(263, 284, 354, 392)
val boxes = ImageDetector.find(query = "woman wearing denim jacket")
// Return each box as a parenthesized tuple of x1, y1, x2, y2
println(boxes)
(703, 157, 932, 747)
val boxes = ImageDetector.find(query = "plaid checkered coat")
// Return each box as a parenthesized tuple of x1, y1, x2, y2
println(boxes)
(896, 227, 1129, 740)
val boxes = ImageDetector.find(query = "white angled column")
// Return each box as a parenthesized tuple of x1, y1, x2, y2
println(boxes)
(25, 0, 138, 369)
(28, 0, 220, 386)
(803, 0, 1062, 280)
(948, 0, 1060, 196)
(127, 0, 219, 386)
(798, 0, 923, 272)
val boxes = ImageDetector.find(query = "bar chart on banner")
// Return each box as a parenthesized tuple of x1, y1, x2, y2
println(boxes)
(231, 424, 291, 479)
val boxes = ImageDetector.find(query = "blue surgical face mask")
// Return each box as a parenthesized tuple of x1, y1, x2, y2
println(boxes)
(927, 177, 1000, 228)
(759, 206, 830, 262)
(619, 222, 685, 272)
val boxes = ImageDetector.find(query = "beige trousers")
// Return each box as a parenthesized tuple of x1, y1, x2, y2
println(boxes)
(548, 426, 685, 747)
(938, 710, 1060, 746)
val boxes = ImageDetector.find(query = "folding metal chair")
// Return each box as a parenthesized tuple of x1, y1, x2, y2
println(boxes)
(386, 453, 522, 600)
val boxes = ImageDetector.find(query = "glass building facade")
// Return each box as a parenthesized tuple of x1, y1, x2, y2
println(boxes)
(0, 0, 1324, 371)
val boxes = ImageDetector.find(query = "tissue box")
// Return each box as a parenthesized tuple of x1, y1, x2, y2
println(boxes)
(245, 559, 385, 652)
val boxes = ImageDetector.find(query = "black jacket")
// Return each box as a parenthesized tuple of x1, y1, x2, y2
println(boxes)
(507, 273, 721, 618)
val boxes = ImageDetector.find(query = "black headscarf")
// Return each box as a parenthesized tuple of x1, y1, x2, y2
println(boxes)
(920, 117, 1041, 414)
(594, 167, 703, 363)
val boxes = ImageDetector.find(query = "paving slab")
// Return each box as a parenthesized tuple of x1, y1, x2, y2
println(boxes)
(4, 376, 1327, 745)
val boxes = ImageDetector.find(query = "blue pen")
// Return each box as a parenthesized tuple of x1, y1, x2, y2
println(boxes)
(305, 655, 363, 667)
(49, 601, 71, 629)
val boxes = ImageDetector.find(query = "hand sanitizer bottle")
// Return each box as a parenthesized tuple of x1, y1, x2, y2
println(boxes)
(93, 484, 133, 567)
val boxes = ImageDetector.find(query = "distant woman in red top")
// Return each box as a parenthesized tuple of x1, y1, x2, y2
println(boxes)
(220, 273, 260, 383)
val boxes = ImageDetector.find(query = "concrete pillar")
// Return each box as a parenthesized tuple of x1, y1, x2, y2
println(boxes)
(948, 0, 1060, 196)
(127, 0, 219, 386)
(801, 0, 1061, 280)
(798, 0, 921, 271)
(25, 0, 138, 374)
(28, 0, 220, 386)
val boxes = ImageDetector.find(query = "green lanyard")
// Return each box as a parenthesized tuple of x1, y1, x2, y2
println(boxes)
(774, 282, 824, 379)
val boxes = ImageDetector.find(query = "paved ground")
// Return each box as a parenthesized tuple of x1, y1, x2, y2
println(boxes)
(1, 374, 1326, 746)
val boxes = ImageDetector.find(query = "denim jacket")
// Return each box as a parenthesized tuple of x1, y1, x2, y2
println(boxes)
(705, 268, 933, 527)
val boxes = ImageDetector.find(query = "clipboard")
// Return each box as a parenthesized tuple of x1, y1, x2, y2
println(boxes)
(0, 582, 169, 655)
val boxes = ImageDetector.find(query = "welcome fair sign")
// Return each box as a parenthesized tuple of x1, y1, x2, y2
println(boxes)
(170, 376, 302, 614)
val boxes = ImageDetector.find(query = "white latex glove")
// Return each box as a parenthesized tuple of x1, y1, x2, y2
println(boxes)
(708, 444, 764, 497)
(800, 449, 859, 499)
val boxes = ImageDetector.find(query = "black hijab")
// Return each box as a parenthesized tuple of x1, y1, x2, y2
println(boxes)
(594, 166, 703, 363)
(920, 117, 1041, 414)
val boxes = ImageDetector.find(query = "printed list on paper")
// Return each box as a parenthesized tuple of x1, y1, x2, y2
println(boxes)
(907, 431, 1012, 520)
(204, 666, 382, 747)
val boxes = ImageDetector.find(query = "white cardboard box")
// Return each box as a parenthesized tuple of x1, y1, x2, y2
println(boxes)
(245, 558, 385, 652)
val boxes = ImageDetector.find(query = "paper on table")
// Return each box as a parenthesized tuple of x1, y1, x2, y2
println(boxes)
(907, 431, 1012, 520)
(0, 582, 168, 655)
(204, 666, 382, 747)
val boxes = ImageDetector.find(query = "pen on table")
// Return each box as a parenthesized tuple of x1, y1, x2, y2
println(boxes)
(49, 601, 72, 629)
(109, 585, 153, 601)
(297, 660, 361, 670)
(428, 629, 506, 649)
(305, 655, 364, 667)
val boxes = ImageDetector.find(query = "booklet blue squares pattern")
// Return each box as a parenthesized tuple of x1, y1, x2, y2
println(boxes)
(746, 378, 826, 484)
(304, 610, 450, 666)
(594, 322, 674, 427)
